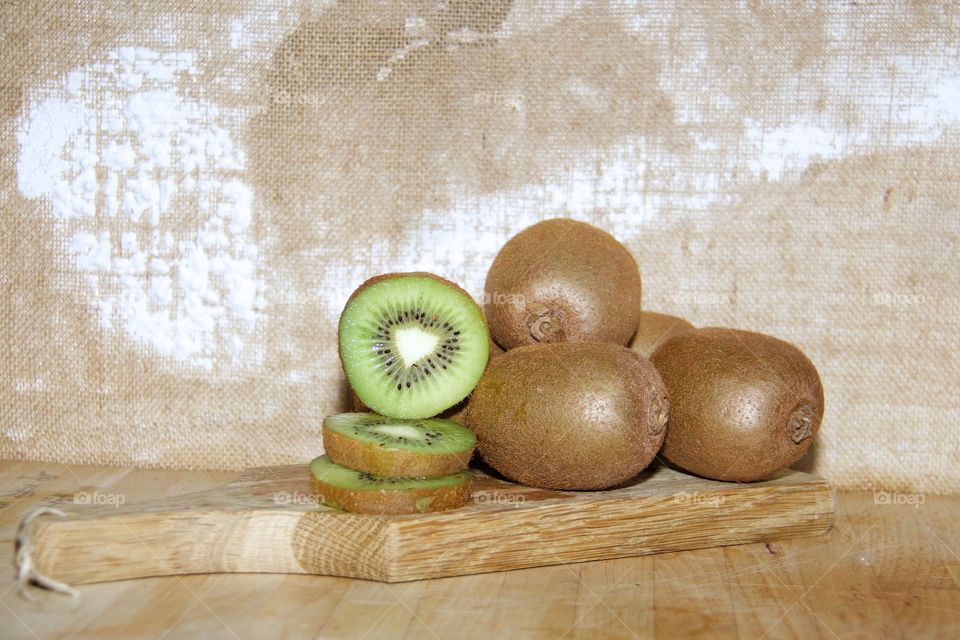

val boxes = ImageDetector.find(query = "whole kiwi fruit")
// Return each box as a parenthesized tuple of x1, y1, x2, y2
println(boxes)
(467, 342, 669, 490)
(485, 218, 642, 349)
(629, 311, 695, 357)
(650, 327, 824, 482)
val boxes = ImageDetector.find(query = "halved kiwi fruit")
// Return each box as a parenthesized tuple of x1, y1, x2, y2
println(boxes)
(629, 311, 695, 358)
(323, 412, 476, 477)
(467, 342, 669, 490)
(484, 218, 642, 349)
(309, 455, 471, 514)
(651, 327, 824, 482)
(339, 272, 489, 419)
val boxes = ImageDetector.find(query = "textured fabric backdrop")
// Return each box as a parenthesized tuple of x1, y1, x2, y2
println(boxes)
(1, 1, 957, 494)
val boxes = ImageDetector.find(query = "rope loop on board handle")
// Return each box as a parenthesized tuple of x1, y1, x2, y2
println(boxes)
(15, 507, 79, 599)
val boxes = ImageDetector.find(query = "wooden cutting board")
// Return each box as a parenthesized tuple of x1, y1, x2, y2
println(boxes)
(18, 463, 834, 589)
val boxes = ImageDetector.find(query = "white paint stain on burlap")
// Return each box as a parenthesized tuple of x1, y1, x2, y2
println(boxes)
(16, 47, 265, 370)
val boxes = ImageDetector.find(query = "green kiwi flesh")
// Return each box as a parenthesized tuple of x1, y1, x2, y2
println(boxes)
(467, 342, 669, 490)
(484, 218, 642, 349)
(650, 327, 824, 482)
(309, 455, 471, 514)
(629, 311, 695, 358)
(323, 412, 476, 477)
(339, 272, 489, 419)
(350, 336, 505, 423)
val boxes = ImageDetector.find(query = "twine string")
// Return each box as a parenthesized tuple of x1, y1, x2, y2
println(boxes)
(15, 507, 79, 599)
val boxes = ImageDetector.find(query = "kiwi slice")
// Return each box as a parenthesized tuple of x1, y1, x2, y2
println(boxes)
(484, 218, 642, 349)
(651, 327, 824, 482)
(339, 272, 489, 419)
(629, 311, 695, 358)
(309, 455, 471, 514)
(323, 412, 477, 477)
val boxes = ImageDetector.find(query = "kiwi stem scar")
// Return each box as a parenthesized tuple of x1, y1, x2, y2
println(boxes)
(789, 403, 816, 444)
(526, 309, 564, 343)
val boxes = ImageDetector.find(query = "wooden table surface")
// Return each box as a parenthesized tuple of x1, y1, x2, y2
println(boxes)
(0, 461, 957, 639)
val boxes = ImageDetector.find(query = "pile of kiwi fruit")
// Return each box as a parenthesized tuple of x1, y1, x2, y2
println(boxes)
(313, 218, 824, 513)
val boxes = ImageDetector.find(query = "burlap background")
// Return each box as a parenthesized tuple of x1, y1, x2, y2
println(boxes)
(1, 2, 957, 494)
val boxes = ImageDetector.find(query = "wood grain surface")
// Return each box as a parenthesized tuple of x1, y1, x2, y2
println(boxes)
(18, 461, 832, 586)
(1, 460, 957, 639)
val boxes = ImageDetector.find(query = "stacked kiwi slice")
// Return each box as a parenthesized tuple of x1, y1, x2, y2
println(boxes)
(322, 413, 476, 477)
(311, 273, 486, 514)
(310, 413, 476, 515)
(309, 455, 471, 514)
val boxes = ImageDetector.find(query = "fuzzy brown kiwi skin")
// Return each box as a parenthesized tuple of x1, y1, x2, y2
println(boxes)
(466, 342, 669, 490)
(311, 475, 471, 514)
(342, 271, 479, 309)
(650, 327, 824, 483)
(484, 219, 642, 350)
(322, 424, 474, 478)
(629, 311, 695, 358)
